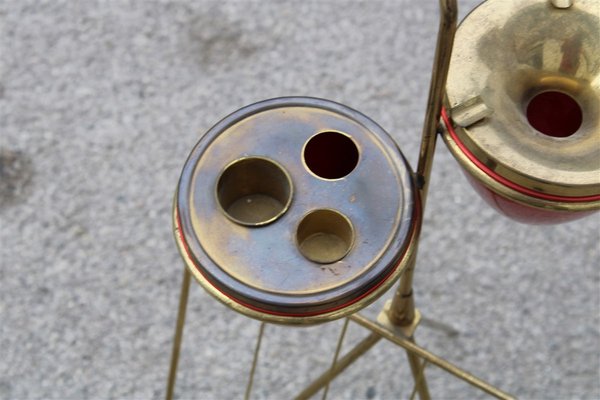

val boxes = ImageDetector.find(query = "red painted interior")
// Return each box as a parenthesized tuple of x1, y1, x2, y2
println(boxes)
(526, 91, 582, 138)
(304, 131, 359, 179)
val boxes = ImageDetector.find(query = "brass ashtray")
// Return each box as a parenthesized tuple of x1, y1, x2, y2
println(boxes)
(174, 97, 418, 324)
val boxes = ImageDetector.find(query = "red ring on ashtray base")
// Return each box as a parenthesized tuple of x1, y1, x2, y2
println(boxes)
(441, 107, 600, 203)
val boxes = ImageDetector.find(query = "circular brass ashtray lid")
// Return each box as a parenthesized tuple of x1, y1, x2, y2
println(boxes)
(445, 0, 600, 200)
(174, 97, 417, 324)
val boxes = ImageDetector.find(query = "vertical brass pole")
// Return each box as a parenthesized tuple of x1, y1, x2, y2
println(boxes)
(166, 267, 192, 400)
(416, 0, 458, 201)
(389, 0, 458, 326)
(387, 2, 458, 399)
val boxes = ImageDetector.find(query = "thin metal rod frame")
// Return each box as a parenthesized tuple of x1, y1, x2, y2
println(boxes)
(350, 314, 515, 400)
(295, 315, 512, 400)
(409, 360, 429, 400)
(294, 332, 382, 400)
(322, 318, 350, 400)
(166, 267, 192, 400)
(388, 0, 458, 327)
(383, 1, 458, 397)
(405, 339, 431, 400)
(245, 322, 266, 400)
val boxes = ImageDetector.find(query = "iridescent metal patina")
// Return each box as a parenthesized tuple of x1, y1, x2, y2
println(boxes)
(174, 97, 418, 324)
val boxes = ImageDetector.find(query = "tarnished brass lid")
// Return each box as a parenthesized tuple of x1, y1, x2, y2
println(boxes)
(445, 0, 600, 200)
(174, 97, 417, 324)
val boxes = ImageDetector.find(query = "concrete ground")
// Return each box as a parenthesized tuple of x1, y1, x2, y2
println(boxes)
(1, 0, 598, 399)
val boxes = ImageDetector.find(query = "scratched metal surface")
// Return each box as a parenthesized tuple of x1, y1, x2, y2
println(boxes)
(0, 1, 598, 399)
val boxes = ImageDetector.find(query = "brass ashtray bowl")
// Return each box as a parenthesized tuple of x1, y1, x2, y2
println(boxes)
(174, 97, 419, 324)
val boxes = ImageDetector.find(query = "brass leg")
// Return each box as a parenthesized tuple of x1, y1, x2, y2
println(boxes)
(409, 359, 429, 400)
(245, 322, 266, 400)
(322, 318, 350, 400)
(350, 314, 515, 400)
(166, 267, 192, 400)
(295, 332, 382, 400)
(406, 339, 430, 400)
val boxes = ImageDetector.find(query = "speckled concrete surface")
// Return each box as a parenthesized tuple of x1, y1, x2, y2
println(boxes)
(0, 1, 598, 399)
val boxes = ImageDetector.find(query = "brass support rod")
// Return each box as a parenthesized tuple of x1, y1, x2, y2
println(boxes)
(406, 341, 431, 400)
(409, 360, 429, 400)
(388, 254, 418, 326)
(350, 314, 515, 400)
(245, 322, 266, 400)
(416, 0, 458, 200)
(388, 0, 458, 327)
(166, 267, 192, 400)
(322, 318, 350, 400)
(294, 333, 382, 400)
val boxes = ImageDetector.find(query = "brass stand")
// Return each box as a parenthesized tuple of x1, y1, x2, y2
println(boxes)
(166, 1, 516, 399)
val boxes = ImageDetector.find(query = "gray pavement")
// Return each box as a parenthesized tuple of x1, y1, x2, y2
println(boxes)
(1, 1, 599, 399)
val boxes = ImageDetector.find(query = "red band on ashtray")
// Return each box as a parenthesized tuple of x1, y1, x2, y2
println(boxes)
(175, 197, 420, 318)
(441, 107, 600, 203)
